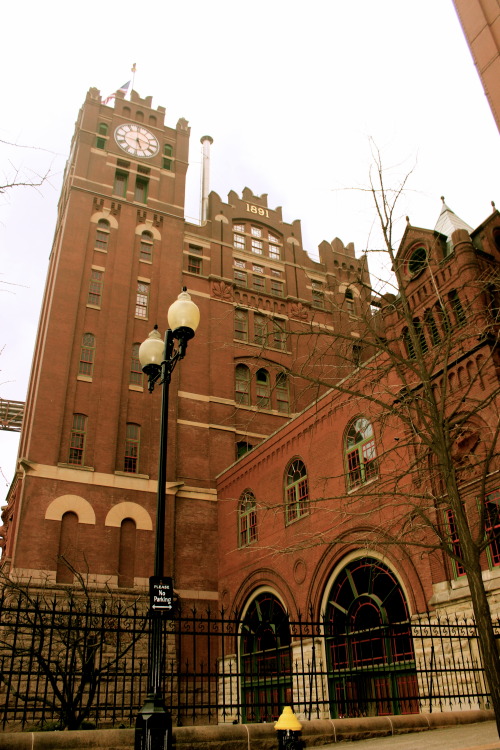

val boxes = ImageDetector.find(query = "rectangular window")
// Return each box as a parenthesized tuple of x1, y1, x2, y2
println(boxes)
(136, 281, 149, 318)
(446, 509, 466, 576)
(189, 244, 203, 254)
(87, 269, 104, 307)
(139, 238, 153, 261)
(163, 144, 173, 170)
(269, 245, 281, 260)
(134, 177, 149, 203)
(233, 223, 245, 233)
(251, 239, 263, 255)
(254, 314, 267, 346)
(69, 414, 87, 466)
(252, 275, 265, 292)
(113, 170, 128, 197)
(270, 280, 284, 297)
(124, 424, 140, 473)
(234, 234, 245, 250)
(188, 256, 202, 274)
(276, 374, 289, 413)
(234, 309, 248, 341)
(312, 290, 324, 308)
(251, 226, 262, 237)
(234, 269, 247, 285)
(312, 282, 324, 309)
(95, 229, 109, 250)
(234, 258, 246, 268)
(130, 343, 143, 386)
(96, 137, 106, 149)
(272, 319, 286, 350)
(79, 333, 95, 377)
(485, 490, 500, 566)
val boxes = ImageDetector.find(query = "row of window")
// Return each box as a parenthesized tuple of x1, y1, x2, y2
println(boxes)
(234, 258, 285, 296)
(78, 335, 143, 386)
(87, 267, 150, 319)
(68, 414, 140, 473)
(233, 223, 282, 260)
(95, 221, 155, 262)
(237, 418, 379, 546)
(235, 309, 287, 350)
(403, 290, 466, 358)
(235, 366, 289, 412)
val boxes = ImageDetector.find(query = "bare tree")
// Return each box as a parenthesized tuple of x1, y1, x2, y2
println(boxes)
(0, 566, 147, 730)
(244, 151, 500, 731)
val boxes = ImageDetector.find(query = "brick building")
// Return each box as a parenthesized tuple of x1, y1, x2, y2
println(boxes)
(216, 200, 500, 719)
(452, 0, 500, 132)
(2, 86, 500, 723)
(0, 87, 370, 611)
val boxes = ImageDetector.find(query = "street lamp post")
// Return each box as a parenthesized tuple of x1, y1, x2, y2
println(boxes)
(134, 288, 200, 750)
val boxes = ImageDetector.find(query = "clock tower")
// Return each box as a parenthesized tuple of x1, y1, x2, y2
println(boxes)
(1, 87, 371, 606)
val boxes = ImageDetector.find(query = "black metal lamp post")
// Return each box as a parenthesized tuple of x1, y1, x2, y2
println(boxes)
(134, 287, 200, 750)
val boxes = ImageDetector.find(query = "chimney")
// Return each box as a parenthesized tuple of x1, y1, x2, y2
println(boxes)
(200, 135, 213, 223)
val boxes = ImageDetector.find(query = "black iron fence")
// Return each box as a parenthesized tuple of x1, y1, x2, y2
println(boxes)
(0, 590, 494, 730)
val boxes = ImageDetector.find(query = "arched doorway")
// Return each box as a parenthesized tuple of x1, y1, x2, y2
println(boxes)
(325, 557, 418, 718)
(240, 592, 292, 722)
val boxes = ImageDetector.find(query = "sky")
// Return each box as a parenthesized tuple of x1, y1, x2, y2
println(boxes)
(0, 0, 499, 499)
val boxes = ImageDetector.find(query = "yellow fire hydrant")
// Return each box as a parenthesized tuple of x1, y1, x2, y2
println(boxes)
(274, 706, 303, 749)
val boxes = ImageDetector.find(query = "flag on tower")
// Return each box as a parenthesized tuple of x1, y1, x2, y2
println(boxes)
(103, 80, 131, 105)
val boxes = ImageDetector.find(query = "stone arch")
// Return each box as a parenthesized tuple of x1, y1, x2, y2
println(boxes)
(45, 495, 96, 524)
(104, 501, 152, 530)
(90, 210, 118, 229)
(135, 222, 161, 241)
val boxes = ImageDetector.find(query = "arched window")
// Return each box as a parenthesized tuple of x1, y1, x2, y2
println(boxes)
(413, 318, 428, 354)
(407, 246, 427, 276)
(345, 417, 377, 489)
(435, 302, 451, 336)
(118, 518, 136, 587)
(95, 218, 110, 250)
(56, 511, 79, 584)
(256, 368, 270, 408)
(139, 230, 153, 261)
(124, 424, 140, 473)
(78, 333, 95, 377)
(345, 288, 354, 314)
(239, 490, 257, 547)
(402, 328, 415, 360)
(163, 143, 173, 170)
(69, 414, 87, 466)
(241, 593, 292, 722)
(235, 365, 250, 405)
(285, 459, 309, 523)
(96, 123, 108, 149)
(130, 343, 143, 386)
(449, 290, 466, 327)
(424, 309, 440, 346)
(325, 557, 417, 718)
(276, 372, 289, 413)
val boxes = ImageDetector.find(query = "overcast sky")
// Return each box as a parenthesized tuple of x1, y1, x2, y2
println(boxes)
(1, 0, 499, 498)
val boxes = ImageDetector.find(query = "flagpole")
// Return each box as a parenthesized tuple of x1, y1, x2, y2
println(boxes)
(131, 63, 137, 93)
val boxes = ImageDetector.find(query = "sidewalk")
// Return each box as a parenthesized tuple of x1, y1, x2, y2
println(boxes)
(316, 720, 500, 750)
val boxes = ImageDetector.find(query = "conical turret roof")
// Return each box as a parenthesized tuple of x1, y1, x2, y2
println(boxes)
(434, 197, 473, 238)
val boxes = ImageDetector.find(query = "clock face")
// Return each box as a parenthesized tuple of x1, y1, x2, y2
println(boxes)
(114, 123, 159, 158)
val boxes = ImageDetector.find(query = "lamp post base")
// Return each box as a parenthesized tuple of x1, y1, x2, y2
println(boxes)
(135, 693, 172, 750)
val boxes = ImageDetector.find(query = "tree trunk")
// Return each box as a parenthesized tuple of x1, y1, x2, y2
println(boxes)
(468, 565, 500, 737)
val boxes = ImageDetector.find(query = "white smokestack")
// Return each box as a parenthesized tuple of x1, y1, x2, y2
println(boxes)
(200, 135, 213, 223)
